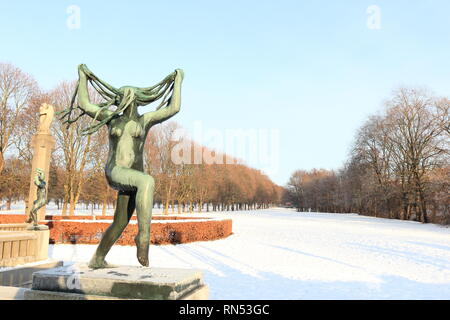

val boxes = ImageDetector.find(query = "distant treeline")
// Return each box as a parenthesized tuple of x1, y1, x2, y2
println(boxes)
(285, 87, 449, 225)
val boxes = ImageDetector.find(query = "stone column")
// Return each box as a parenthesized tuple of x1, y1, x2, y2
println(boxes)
(25, 104, 55, 222)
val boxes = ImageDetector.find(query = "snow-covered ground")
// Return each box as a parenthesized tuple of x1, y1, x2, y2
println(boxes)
(30, 207, 448, 300)
(2, 203, 450, 299)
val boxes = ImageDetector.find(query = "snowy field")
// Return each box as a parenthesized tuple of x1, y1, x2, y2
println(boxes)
(3, 205, 450, 299)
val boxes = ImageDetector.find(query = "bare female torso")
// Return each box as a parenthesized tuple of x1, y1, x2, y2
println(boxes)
(105, 116, 152, 188)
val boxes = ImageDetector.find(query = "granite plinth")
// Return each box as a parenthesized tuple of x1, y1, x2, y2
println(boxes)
(24, 263, 208, 300)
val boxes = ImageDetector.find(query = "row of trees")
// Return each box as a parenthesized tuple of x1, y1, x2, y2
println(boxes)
(286, 87, 449, 224)
(146, 122, 281, 213)
(0, 62, 281, 214)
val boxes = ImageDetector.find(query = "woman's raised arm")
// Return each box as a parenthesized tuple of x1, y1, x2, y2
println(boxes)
(77, 64, 113, 121)
(141, 69, 184, 127)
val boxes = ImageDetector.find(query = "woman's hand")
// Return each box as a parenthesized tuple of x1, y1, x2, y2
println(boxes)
(175, 68, 184, 82)
(78, 64, 95, 79)
(78, 64, 87, 78)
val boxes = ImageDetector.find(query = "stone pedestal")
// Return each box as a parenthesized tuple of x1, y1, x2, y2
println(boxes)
(34, 228, 49, 261)
(24, 263, 209, 300)
(0, 227, 49, 267)
(26, 133, 55, 221)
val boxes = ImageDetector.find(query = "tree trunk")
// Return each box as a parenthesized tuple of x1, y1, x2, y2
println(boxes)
(164, 198, 170, 215)
(0, 151, 4, 175)
(69, 183, 76, 216)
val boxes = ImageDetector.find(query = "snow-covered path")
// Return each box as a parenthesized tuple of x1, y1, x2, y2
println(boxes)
(48, 208, 450, 299)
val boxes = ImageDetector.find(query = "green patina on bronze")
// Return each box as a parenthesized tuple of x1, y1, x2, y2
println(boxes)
(26, 168, 47, 228)
(59, 64, 184, 268)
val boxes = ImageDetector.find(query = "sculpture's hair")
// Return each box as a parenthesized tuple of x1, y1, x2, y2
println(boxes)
(59, 66, 176, 135)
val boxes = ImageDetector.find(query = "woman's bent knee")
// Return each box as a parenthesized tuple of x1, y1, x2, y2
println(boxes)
(139, 176, 155, 192)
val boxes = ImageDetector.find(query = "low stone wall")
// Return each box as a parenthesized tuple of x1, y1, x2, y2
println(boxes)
(0, 223, 28, 232)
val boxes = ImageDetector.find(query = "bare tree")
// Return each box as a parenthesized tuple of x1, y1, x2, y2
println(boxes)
(286, 170, 305, 211)
(12, 94, 49, 165)
(144, 122, 180, 214)
(50, 81, 103, 216)
(0, 158, 29, 209)
(385, 87, 447, 222)
(286, 87, 449, 224)
(0, 63, 38, 174)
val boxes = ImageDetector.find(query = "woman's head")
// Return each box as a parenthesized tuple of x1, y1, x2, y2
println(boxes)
(116, 73, 176, 111)
(116, 86, 137, 109)
(36, 168, 45, 180)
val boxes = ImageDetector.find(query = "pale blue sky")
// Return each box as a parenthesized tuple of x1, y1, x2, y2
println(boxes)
(1, 1, 449, 185)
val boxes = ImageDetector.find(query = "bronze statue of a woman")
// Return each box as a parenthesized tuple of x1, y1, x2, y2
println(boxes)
(26, 168, 47, 228)
(60, 64, 183, 268)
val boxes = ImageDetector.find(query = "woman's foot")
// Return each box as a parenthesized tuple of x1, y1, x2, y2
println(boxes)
(134, 234, 149, 267)
(88, 256, 117, 269)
